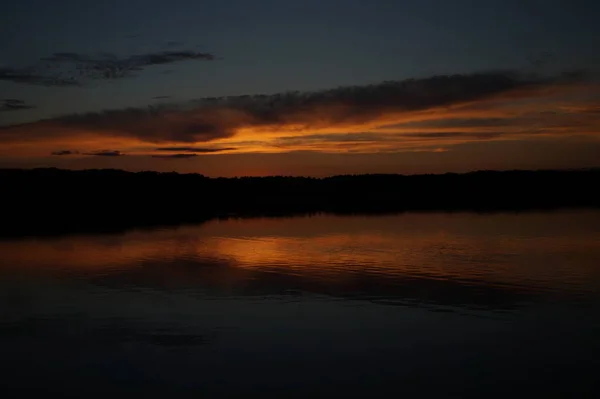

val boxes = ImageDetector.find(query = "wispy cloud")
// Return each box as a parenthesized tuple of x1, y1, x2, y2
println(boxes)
(82, 150, 124, 156)
(0, 99, 36, 112)
(0, 50, 215, 87)
(267, 131, 506, 153)
(51, 150, 79, 156)
(0, 67, 81, 87)
(402, 132, 504, 139)
(154, 146, 236, 153)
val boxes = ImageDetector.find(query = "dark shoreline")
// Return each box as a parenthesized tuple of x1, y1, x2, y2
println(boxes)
(2, 167, 599, 239)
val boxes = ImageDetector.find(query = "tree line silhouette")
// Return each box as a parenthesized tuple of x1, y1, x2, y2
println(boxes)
(2, 167, 599, 237)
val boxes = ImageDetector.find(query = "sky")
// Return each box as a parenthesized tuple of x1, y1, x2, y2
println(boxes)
(1, 0, 599, 176)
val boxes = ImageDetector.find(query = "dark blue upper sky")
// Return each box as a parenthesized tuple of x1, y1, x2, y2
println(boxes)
(2, 0, 599, 124)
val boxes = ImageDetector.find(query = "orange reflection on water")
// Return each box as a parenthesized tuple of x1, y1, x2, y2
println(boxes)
(194, 212, 600, 290)
(0, 232, 193, 271)
(1, 211, 600, 296)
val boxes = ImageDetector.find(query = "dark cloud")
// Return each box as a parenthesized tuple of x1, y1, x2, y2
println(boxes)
(83, 150, 124, 156)
(40, 51, 214, 79)
(44, 105, 237, 142)
(0, 70, 589, 145)
(51, 150, 79, 156)
(2, 50, 215, 86)
(529, 52, 554, 69)
(50, 50, 199, 66)
(152, 95, 172, 100)
(0, 98, 36, 112)
(128, 50, 214, 67)
(0, 67, 80, 87)
(151, 153, 198, 159)
(155, 147, 236, 153)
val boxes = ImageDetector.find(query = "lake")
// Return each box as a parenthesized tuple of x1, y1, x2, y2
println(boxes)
(1, 210, 600, 397)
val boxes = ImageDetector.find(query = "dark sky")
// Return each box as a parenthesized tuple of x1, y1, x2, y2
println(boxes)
(1, 0, 599, 176)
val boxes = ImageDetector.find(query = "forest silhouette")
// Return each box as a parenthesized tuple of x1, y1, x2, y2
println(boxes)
(2, 167, 599, 237)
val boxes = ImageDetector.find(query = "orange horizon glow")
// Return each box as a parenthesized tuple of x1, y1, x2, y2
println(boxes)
(0, 76, 598, 176)
(3, 98, 600, 157)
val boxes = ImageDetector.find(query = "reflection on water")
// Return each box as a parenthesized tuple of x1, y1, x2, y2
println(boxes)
(1, 211, 600, 397)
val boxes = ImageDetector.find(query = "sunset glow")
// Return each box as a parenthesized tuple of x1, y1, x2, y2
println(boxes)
(1, 1, 599, 176)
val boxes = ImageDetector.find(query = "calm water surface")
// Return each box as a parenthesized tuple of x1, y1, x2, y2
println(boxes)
(1, 210, 600, 397)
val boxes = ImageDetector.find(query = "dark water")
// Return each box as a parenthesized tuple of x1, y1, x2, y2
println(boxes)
(1, 211, 600, 397)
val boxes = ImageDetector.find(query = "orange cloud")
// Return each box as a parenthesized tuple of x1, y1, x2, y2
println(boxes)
(0, 70, 597, 157)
